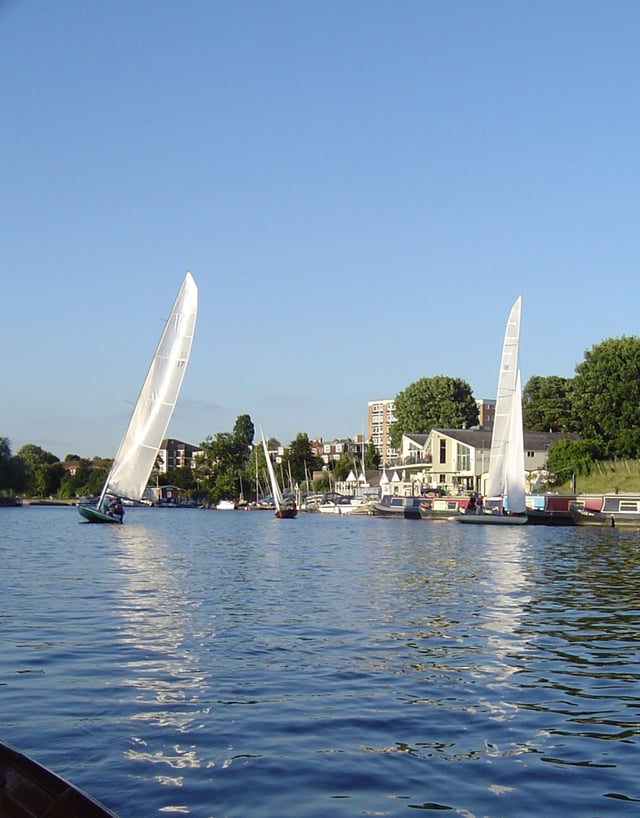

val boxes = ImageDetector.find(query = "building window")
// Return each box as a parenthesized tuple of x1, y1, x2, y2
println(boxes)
(439, 439, 447, 464)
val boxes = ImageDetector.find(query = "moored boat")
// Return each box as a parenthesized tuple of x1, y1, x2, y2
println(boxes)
(318, 496, 374, 515)
(372, 495, 424, 519)
(0, 739, 120, 817)
(457, 509, 528, 525)
(525, 493, 577, 525)
(419, 496, 470, 519)
(570, 494, 640, 527)
(0, 495, 22, 507)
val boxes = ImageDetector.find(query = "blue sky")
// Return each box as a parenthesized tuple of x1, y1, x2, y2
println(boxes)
(2, 1, 639, 459)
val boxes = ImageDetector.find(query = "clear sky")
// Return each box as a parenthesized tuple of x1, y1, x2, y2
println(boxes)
(2, 0, 639, 459)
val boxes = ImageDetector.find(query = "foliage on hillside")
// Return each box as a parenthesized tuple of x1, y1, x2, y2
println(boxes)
(554, 458, 640, 494)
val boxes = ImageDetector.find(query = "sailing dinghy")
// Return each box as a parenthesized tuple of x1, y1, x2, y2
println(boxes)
(458, 296, 527, 525)
(79, 272, 198, 523)
(260, 426, 297, 518)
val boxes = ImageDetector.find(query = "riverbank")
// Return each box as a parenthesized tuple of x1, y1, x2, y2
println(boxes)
(555, 458, 640, 494)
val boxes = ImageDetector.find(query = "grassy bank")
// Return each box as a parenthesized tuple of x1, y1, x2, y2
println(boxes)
(554, 459, 640, 494)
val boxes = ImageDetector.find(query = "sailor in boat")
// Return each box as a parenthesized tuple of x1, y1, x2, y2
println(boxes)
(101, 495, 124, 523)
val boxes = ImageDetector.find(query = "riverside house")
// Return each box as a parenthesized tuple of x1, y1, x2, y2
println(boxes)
(382, 428, 576, 497)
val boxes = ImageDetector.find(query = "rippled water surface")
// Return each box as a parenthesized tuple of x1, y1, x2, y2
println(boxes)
(2, 506, 640, 816)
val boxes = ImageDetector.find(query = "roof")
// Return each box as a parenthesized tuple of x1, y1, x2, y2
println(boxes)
(432, 427, 578, 451)
(403, 433, 429, 446)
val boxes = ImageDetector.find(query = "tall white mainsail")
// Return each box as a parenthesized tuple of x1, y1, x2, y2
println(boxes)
(486, 296, 522, 499)
(504, 369, 526, 513)
(100, 272, 198, 503)
(260, 425, 284, 511)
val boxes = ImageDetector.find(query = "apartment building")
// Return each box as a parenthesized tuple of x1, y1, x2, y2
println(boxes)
(158, 438, 203, 472)
(367, 399, 397, 464)
(368, 398, 495, 465)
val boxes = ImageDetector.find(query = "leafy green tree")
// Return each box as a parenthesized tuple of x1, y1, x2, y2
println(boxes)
(44, 462, 66, 497)
(199, 414, 256, 503)
(75, 459, 99, 492)
(546, 438, 605, 485)
(572, 336, 640, 457)
(17, 444, 60, 497)
(390, 376, 478, 450)
(159, 467, 197, 492)
(282, 433, 322, 485)
(0, 437, 11, 492)
(332, 453, 358, 481)
(85, 466, 108, 496)
(523, 375, 575, 432)
(7, 455, 28, 494)
(364, 440, 381, 471)
(247, 439, 273, 501)
(233, 414, 255, 451)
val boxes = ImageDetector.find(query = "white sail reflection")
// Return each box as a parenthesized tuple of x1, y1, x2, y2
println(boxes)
(108, 526, 211, 789)
(475, 532, 532, 726)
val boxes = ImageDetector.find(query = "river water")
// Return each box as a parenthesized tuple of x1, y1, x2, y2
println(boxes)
(2, 506, 640, 817)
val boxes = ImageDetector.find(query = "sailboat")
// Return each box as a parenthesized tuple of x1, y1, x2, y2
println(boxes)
(260, 426, 297, 519)
(457, 296, 527, 525)
(79, 272, 198, 523)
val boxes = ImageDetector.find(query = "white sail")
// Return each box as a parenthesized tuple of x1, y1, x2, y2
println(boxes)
(486, 296, 522, 498)
(260, 425, 284, 511)
(101, 272, 198, 502)
(504, 370, 526, 512)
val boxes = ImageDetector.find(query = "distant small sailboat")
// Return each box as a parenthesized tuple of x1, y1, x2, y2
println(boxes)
(260, 426, 297, 519)
(458, 296, 527, 525)
(79, 272, 198, 523)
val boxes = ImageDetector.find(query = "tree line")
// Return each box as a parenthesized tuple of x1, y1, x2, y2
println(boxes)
(0, 415, 381, 504)
(3, 336, 640, 499)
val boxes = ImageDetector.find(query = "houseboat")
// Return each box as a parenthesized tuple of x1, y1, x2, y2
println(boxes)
(570, 494, 640, 527)
(525, 493, 577, 525)
(373, 495, 425, 519)
(419, 496, 470, 520)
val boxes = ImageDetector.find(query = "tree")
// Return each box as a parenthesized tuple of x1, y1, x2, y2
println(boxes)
(572, 336, 640, 458)
(523, 375, 575, 432)
(233, 414, 255, 451)
(332, 453, 357, 481)
(282, 433, 322, 485)
(17, 444, 61, 497)
(159, 467, 197, 491)
(364, 440, 381, 471)
(199, 414, 256, 503)
(546, 438, 604, 485)
(390, 376, 478, 450)
(7, 455, 28, 494)
(0, 437, 11, 491)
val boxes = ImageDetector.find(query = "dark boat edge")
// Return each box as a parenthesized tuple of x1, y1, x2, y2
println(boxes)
(0, 739, 121, 817)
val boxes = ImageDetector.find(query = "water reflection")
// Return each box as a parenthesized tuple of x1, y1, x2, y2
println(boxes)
(108, 517, 210, 806)
(7, 509, 640, 816)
